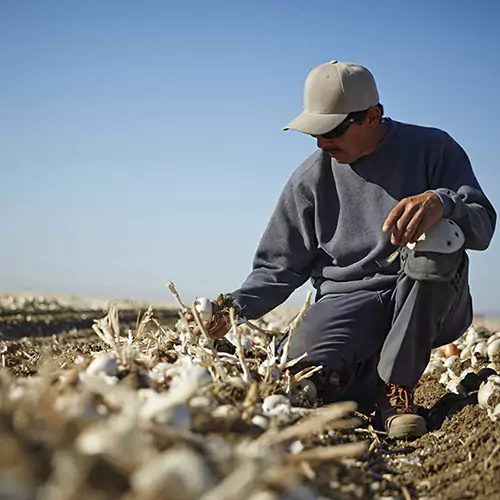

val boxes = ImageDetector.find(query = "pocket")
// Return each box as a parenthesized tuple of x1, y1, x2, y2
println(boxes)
(401, 247, 464, 283)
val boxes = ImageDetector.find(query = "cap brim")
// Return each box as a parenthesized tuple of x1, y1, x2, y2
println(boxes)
(407, 219, 465, 254)
(283, 112, 348, 135)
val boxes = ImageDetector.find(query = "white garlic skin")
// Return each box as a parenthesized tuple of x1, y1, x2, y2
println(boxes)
(489, 403, 500, 422)
(487, 338, 500, 358)
(251, 414, 270, 430)
(131, 447, 215, 497)
(189, 396, 213, 409)
(473, 341, 488, 357)
(478, 375, 500, 409)
(466, 326, 478, 345)
(424, 360, 446, 376)
(86, 354, 119, 377)
(439, 371, 451, 385)
(487, 332, 500, 345)
(460, 344, 473, 360)
(262, 394, 291, 416)
(211, 404, 239, 420)
(289, 440, 305, 454)
(443, 355, 459, 368)
(193, 297, 213, 323)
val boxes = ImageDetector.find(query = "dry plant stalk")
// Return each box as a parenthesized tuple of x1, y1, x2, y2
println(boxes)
(293, 365, 323, 383)
(167, 281, 197, 348)
(265, 401, 358, 446)
(166, 280, 189, 314)
(200, 461, 260, 500)
(279, 291, 312, 370)
(285, 441, 368, 463)
(241, 379, 260, 421)
(229, 307, 251, 384)
(244, 321, 283, 336)
(283, 352, 308, 370)
(191, 300, 227, 380)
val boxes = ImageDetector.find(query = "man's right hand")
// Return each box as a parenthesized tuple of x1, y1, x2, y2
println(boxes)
(185, 303, 232, 339)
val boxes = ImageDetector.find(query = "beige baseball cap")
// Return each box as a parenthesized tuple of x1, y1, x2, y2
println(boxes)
(283, 60, 380, 135)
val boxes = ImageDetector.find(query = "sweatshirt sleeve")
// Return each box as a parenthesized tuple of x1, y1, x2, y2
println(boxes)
(430, 133, 496, 251)
(230, 174, 318, 320)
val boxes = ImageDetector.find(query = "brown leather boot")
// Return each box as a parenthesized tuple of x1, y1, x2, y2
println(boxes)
(377, 383, 427, 439)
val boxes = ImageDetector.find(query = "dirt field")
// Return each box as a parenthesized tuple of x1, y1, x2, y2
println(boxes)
(0, 294, 499, 499)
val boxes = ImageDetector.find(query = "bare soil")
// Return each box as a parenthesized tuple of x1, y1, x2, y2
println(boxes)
(0, 302, 499, 499)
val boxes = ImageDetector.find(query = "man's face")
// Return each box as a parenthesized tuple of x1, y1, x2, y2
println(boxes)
(315, 107, 381, 164)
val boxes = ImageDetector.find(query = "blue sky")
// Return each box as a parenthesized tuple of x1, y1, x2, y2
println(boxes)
(2, 1, 500, 313)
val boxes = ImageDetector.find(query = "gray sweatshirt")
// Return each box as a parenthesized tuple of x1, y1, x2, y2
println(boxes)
(231, 119, 496, 320)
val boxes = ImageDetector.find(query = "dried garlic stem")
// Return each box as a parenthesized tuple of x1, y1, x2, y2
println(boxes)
(166, 281, 189, 313)
(230, 307, 251, 384)
(279, 291, 312, 369)
(284, 352, 308, 369)
(244, 321, 282, 336)
(191, 301, 227, 379)
(200, 461, 259, 500)
(265, 401, 357, 446)
(293, 365, 323, 382)
(166, 281, 196, 347)
(285, 441, 368, 462)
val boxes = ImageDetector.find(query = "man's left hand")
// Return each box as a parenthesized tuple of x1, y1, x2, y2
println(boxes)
(382, 192, 444, 246)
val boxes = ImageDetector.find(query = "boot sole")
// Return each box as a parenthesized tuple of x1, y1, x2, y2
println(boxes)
(386, 420, 428, 439)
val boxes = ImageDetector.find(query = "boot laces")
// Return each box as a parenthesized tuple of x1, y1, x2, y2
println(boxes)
(387, 384, 413, 414)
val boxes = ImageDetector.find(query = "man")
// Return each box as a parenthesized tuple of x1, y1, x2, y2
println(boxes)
(189, 60, 496, 438)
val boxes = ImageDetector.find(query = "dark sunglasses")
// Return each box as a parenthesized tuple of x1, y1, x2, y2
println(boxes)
(313, 110, 368, 139)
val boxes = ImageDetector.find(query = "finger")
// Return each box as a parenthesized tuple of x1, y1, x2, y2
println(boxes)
(208, 316, 231, 339)
(392, 204, 419, 245)
(402, 208, 425, 245)
(210, 327, 229, 340)
(405, 210, 430, 244)
(405, 198, 443, 244)
(193, 320, 213, 336)
(408, 220, 427, 244)
(383, 201, 406, 233)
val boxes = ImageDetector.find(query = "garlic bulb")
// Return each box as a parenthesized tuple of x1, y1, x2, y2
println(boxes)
(131, 447, 216, 499)
(189, 396, 213, 409)
(478, 375, 500, 409)
(443, 355, 459, 368)
(251, 414, 270, 430)
(442, 343, 460, 358)
(460, 344, 472, 360)
(489, 403, 500, 422)
(193, 297, 213, 323)
(487, 332, 500, 345)
(487, 338, 500, 358)
(212, 404, 239, 421)
(262, 394, 291, 416)
(439, 371, 451, 385)
(424, 360, 446, 376)
(86, 354, 119, 377)
(473, 341, 488, 358)
(258, 358, 280, 382)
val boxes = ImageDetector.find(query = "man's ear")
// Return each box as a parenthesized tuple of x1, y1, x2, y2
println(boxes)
(366, 106, 382, 128)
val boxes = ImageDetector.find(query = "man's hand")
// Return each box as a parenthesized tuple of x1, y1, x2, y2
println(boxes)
(185, 306, 231, 340)
(382, 192, 444, 246)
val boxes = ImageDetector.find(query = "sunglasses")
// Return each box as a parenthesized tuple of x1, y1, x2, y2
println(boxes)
(313, 110, 368, 139)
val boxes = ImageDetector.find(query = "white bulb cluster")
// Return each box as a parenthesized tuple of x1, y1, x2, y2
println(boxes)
(193, 297, 213, 323)
(424, 325, 500, 421)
